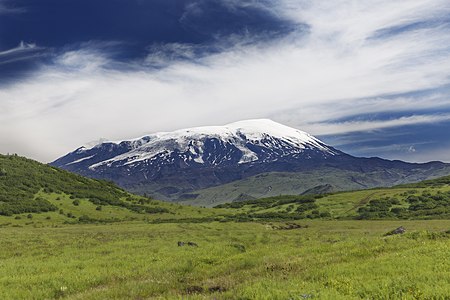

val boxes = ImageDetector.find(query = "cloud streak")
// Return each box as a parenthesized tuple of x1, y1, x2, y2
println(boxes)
(1, 0, 450, 162)
(306, 114, 450, 135)
(0, 41, 45, 62)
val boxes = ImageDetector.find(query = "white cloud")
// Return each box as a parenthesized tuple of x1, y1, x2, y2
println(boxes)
(0, 41, 42, 64)
(55, 49, 109, 72)
(1, 0, 450, 161)
(301, 114, 450, 135)
(0, 41, 37, 55)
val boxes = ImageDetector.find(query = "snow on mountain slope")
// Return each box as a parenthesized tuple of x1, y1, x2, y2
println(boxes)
(51, 119, 450, 202)
(59, 119, 339, 171)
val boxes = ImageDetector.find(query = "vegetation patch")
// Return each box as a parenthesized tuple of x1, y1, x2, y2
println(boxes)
(0, 221, 448, 299)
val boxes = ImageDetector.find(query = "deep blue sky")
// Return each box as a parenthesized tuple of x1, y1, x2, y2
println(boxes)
(0, 0, 293, 80)
(1, 0, 450, 162)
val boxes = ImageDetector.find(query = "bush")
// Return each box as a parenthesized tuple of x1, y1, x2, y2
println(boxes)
(391, 207, 406, 214)
(78, 215, 94, 223)
(296, 202, 318, 213)
(319, 211, 331, 218)
(27, 214, 33, 219)
(72, 199, 80, 206)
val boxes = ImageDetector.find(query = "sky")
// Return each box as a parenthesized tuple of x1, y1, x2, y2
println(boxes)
(1, 0, 450, 163)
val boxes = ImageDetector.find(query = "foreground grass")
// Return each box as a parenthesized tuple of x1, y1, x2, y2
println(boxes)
(0, 220, 449, 299)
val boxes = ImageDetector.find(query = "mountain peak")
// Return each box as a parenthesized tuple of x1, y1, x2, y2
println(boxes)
(223, 119, 315, 143)
(50, 119, 450, 204)
(51, 119, 342, 197)
(101, 119, 321, 151)
(55, 119, 338, 169)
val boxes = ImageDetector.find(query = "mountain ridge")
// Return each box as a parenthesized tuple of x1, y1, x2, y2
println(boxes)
(54, 119, 340, 170)
(51, 119, 450, 203)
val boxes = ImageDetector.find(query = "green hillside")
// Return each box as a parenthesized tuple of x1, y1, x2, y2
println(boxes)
(1, 154, 449, 226)
(0, 154, 225, 226)
(174, 167, 450, 207)
(214, 175, 450, 220)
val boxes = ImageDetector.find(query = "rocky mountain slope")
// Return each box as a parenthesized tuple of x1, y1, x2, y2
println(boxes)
(52, 119, 450, 203)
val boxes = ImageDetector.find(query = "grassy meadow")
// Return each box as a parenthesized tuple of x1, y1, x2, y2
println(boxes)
(1, 154, 450, 299)
(0, 220, 449, 299)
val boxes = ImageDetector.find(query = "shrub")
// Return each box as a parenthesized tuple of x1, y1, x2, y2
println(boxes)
(78, 215, 94, 223)
(319, 211, 331, 218)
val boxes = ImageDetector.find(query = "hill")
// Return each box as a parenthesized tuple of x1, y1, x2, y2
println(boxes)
(215, 175, 450, 220)
(1, 153, 449, 226)
(0, 154, 224, 225)
(174, 167, 450, 207)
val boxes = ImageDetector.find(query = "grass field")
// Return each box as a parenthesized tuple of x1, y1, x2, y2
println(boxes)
(1, 154, 449, 299)
(0, 220, 449, 299)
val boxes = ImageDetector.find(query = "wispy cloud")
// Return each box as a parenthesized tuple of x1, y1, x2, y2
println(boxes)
(0, 41, 44, 65)
(307, 114, 450, 135)
(1, 0, 450, 161)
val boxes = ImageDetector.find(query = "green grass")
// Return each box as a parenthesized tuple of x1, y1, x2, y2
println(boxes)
(0, 220, 448, 299)
(0, 154, 132, 215)
(0, 154, 231, 225)
(0, 192, 228, 227)
(3, 174, 448, 228)
(1, 153, 449, 223)
(1, 154, 450, 299)
(216, 181, 450, 220)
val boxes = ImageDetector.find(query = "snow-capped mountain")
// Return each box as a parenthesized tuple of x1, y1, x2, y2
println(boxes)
(51, 119, 450, 202)
(59, 119, 339, 170)
(52, 119, 343, 175)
